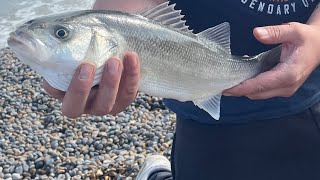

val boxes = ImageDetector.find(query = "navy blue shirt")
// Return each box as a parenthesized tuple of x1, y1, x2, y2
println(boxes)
(164, 0, 320, 123)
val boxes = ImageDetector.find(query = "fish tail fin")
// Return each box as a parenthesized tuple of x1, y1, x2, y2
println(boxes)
(256, 45, 282, 72)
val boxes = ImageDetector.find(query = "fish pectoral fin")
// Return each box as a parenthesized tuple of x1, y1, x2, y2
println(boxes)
(84, 30, 99, 61)
(193, 93, 222, 120)
(197, 22, 231, 54)
(84, 30, 118, 65)
(139, 1, 193, 33)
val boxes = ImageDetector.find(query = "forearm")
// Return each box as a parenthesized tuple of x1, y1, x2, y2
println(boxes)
(308, 3, 320, 25)
(93, 0, 166, 12)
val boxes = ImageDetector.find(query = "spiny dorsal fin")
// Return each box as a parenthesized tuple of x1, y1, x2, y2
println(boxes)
(140, 2, 192, 33)
(197, 22, 231, 53)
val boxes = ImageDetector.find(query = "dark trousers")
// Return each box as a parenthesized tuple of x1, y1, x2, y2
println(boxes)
(151, 102, 320, 180)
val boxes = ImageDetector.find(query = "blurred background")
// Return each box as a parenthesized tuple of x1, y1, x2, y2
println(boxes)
(0, 0, 95, 49)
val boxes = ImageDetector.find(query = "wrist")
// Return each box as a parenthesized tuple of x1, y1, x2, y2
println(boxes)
(308, 4, 320, 26)
(92, 0, 103, 10)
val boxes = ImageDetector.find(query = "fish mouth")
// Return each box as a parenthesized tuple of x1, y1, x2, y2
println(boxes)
(7, 32, 37, 52)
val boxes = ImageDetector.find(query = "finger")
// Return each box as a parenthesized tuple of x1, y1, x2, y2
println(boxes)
(90, 58, 123, 115)
(223, 64, 291, 96)
(253, 23, 301, 44)
(246, 87, 297, 100)
(83, 86, 99, 114)
(61, 63, 96, 118)
(111, 52, 140, 114)
(42, 80, 65, 101)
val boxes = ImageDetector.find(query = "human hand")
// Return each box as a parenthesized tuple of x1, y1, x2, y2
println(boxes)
(43, 52, 140, 118)
(223, 22, 320, 99)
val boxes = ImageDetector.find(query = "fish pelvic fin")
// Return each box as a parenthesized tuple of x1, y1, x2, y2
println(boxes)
(193, 93, 222, 120)
(197, 22, 231, 54)
(139, 1, 193, 33)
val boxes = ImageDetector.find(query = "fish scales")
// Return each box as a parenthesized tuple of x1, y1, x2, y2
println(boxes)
(92, 12, 262, 100)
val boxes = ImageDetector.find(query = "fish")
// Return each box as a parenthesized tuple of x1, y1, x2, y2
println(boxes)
(7, 2, 280, 120)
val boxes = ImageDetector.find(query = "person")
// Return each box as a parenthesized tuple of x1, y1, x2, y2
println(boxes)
(44, 0, 320, 179)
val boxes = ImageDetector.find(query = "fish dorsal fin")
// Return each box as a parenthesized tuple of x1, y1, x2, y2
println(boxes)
(140, 2, 192, 33)
(193, 94, 222, 120)
(197, 22, 231, 53)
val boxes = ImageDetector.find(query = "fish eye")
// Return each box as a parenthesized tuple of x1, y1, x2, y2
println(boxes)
(54, 27, 69, 39)
(26, 19, 34, 24)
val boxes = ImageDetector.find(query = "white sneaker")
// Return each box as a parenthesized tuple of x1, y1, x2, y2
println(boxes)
(136, 155, 171, 180)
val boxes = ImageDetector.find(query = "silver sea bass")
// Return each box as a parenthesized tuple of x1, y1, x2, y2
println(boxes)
(7, 2, 280, 120)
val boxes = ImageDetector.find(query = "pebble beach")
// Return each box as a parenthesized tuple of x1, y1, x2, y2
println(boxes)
(0, 48, 176, 179)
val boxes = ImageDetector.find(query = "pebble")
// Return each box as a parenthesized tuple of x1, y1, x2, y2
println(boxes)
(0, 48, 175, 179)
(4, 174, 11, 179)
(57, 174, 65, 179)
(94, 142, 104, 150)
(51, 140, 59, 149)
(165, 133, 175, 140)
(14, 166, 23, 174)
(96, 169, 103, 176)
(65, 148, 74, 152)
(35, 159, 45, 169)
(12, 173, 21, 180)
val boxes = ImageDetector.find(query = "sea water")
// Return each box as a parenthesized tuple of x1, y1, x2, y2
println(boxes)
(0, 0, 95, 49)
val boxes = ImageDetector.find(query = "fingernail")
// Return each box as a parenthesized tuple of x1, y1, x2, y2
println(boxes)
(79, 64, 95, 80)
(124, 52, 138, 68)
(107, 59, 120, 74)
(223, 93, 233, 96)
(256, 27, 269, 38)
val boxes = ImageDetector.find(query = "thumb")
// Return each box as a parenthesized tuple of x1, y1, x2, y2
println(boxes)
(253, 23, 299, 45)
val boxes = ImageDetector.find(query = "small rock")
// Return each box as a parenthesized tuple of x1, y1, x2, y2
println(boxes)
(92, 130, 99, 138)
(12, 173, 21, 180)
(73, 175, 82, 180)
(51, 140, 59, 149)
(38, 146, 46, 152)
(65, 172, 71, 179)
(82, 138, 88, 145)
(165, 133, 174, 140)
(96, 169, 103, 176)
(4, 173, 11, 179)
(14, 166, 23, 174)
(65, 148, 74, 152)
(22, 163, 29, 172)
(35, 159, 45, 169)
(94, 143, 104, 151)
(57, 174, 66, 180)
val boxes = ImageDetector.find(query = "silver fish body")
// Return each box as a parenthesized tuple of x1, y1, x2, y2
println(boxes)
(7, 2, 279, 119)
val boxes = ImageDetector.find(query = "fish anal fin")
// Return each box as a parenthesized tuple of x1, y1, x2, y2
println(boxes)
(193, 94, 222, 120)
